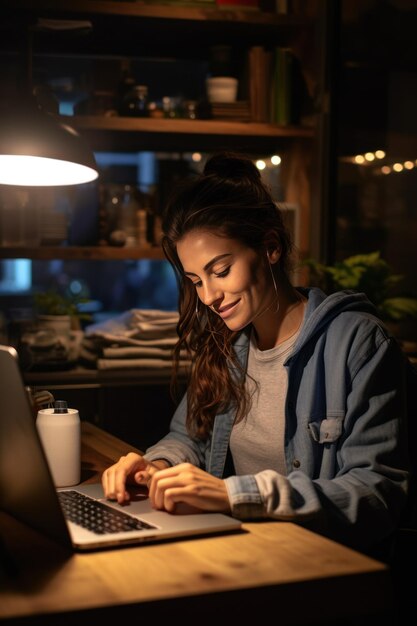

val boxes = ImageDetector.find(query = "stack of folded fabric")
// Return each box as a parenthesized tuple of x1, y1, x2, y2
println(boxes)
(81, 309, 190, 370)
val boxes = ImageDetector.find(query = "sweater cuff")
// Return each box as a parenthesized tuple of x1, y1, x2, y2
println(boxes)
(224, 474, 265, 519)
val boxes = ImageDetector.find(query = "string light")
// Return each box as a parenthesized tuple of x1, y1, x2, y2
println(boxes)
(349, 150, 417, 176)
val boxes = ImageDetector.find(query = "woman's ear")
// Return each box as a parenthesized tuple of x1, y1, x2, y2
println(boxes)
(264, 233, 281, 265)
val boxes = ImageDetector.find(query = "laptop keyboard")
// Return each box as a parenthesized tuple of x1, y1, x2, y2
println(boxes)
(58, 490, 157, 535)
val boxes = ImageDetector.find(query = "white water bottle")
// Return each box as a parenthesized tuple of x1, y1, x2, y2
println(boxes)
(36, 400, 81, 487)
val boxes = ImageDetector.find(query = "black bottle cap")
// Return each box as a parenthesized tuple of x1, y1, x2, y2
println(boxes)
(54, 400, 69, 414)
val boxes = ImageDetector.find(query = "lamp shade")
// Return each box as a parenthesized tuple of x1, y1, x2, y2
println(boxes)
(0, 103, 99, 186)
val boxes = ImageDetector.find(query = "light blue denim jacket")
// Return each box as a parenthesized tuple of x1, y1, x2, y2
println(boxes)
(145, 288, 410, 552)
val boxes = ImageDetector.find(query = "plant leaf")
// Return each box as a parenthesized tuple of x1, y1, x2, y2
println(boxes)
(380, 297, 417, 321)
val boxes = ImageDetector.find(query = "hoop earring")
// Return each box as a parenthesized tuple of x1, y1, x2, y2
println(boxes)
(195, 298, 207, 326)
(267, 257, 280, 315)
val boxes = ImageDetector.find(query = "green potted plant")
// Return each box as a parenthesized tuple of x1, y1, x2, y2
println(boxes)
(34, 290, 91, 333)
(302, 251, 417, 343)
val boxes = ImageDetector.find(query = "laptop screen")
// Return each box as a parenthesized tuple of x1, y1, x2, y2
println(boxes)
(0, 345, 72, 548)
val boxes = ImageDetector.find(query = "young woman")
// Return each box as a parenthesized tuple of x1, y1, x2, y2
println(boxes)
(102, 152, 410, 556)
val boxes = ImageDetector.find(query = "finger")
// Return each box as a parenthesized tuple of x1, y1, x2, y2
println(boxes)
(162, 485, 208, 513)
(103, 462, 130, 503)
(134, 470, 151, 486)
(102, 468, 122, 502)
(151, 474, 191, 510)
(163, 487, 195, 512)
(101, 468, 108, 494)
(102, 468, 117, 498)
(148, 463, 193, 504)
(148, 470, 176, 507)
(110, 454, 146, 501)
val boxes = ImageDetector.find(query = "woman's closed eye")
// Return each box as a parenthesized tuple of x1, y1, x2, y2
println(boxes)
(190, 266, 230, 288)
(213, 266, 230, 278)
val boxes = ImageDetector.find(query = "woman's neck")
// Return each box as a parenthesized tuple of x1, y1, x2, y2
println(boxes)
(253, 285, 306, 351)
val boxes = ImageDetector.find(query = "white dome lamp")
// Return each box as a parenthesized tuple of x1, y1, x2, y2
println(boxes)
(0, 20, 98, 187)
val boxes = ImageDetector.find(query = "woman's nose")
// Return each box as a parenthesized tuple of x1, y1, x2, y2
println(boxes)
(201, 282, 222, 308)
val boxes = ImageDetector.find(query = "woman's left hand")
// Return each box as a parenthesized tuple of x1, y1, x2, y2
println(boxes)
(148, 463, 231, 514)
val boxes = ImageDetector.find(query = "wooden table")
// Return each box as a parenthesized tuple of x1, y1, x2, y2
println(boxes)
(0, 423, 393, 625)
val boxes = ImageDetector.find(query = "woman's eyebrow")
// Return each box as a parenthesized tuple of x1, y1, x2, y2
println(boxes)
(183, 253, 232, 277)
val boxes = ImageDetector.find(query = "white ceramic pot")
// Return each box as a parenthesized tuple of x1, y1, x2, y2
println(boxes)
(37, 314, 72, 335)
(206, 76, 238, 103)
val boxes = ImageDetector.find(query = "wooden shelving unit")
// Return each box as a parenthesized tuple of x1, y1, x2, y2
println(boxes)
(0, 245, 164, 261)
(0, 1, 323, 262)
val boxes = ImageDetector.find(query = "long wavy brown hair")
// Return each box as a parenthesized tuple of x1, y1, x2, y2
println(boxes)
(162, 152, 293, 440)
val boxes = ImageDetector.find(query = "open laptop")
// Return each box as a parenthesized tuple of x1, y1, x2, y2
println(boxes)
(0, 344, 242, 551)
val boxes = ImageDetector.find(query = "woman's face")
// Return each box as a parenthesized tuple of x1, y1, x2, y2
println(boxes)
(176, 229, 276, 332)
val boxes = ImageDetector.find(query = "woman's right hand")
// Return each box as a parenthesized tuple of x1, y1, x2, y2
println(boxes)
(102, 452, 168, 503)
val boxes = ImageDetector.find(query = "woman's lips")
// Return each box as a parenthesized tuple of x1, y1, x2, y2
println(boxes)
(217, 299, 240, 319)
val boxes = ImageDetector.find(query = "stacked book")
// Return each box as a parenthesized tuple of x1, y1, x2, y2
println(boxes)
(210, 101, 251, 121)
(247, 45, 307, 126)
(248, 46, 273, 123)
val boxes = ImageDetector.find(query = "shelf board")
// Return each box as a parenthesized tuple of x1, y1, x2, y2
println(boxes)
(0, 246, 165, 261)
(5, 1, 308, 28)
(67, 115, 314, 138)
(65, 115, 315, 152)
(2, 2, 311, 56)
(23, 365, 180, 388)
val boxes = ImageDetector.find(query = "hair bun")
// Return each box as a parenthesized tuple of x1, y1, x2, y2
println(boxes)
(203, 151, 261, 182)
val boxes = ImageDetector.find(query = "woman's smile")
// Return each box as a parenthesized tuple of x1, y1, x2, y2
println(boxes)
(215, 298, 241, 318)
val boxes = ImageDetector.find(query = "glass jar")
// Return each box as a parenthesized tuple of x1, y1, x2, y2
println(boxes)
(118, 185, 141, 247)
(162, 96, 181, 119)
(101, 184, 141, 247)
(121, 84, 149, 117)
(183, 100, 198, 119)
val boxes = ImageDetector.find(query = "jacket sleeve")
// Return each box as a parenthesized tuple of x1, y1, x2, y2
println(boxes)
(143, 392, 207, 468)
(225, 334, 410, 552)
